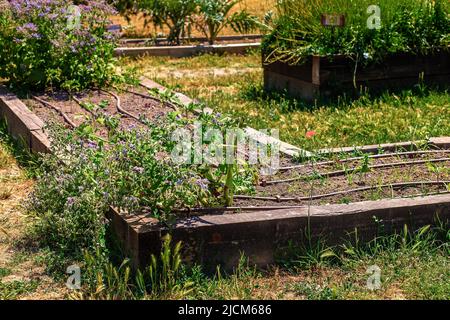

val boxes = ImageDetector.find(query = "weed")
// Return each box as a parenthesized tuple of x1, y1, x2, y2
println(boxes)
(0, 280, 39, 300)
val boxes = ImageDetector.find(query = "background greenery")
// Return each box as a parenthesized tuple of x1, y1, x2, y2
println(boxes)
(263, 0, 450, 65)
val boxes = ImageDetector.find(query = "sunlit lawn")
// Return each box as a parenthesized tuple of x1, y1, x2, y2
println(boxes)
(121, 51, 450, 151)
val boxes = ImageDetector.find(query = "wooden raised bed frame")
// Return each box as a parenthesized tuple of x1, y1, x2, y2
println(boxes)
(108, 137, 450, 272)
(109, 194, 450, 273)
(1, 84, 449, 273)
(263, 49, 450, 101)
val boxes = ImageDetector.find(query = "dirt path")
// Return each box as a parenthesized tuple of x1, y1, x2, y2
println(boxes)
(0, 143, 66, 299)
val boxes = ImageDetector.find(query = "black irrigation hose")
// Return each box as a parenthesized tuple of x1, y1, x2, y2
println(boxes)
(32, 95, 77, 128)
(99, 89, 142, 122)
(122, 87, 178, 111)
(279, 150, 450, 171)
(172, 205, 306, 214)
(266, 157, 450, 185)
(174, 190, 450, 214)
(235, 180, 450, 202)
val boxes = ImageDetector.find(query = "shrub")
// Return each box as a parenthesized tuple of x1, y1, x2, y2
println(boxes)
(27, 119, 213, 257)
(0, 0, 118, 90)
(139, 0, 197, 44)
(193, 0, 259, 45)
(263, 0, 450, 66)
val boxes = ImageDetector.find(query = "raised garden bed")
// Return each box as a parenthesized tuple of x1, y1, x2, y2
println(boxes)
(263, 50, 450, 101)
(2, 83, 449, 273)
(115, 42, 260, 58)
(119, 34, 262, 46)
(109, 139, 450, 272)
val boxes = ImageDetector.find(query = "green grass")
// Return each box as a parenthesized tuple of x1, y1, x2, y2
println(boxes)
(1, 52, 449, 300)
(121, 51, 450, 151)
(0, 280, 39, 300)
(72, 223, 449, 300)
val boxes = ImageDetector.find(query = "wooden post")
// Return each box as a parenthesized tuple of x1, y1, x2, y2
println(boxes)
(312, 56, 321, 85)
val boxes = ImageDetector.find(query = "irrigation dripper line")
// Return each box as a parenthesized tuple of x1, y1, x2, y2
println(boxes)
(235, 180, 450, 202)
(121, 87, 179, 111)
(266, 157, 450, 185)
(172, 190, 450, 214)
(279, 150, 450, 171)
(99, 89, 143, 123)
(31, 95, 77, 129)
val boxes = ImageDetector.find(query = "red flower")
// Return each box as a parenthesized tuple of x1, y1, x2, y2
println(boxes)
(305, 130, 316, 139)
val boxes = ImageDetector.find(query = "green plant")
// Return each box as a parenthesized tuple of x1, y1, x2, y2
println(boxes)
(223, 163, 235, 206)
(0, 0, 119, 90)
(193, 0, 259, 44)
(357, 153, 371, 183)
(125, 53, 450, 152)
(263, 0, 450, 66)
(139, 0, 197, 44)
(0, 280, 39, 300)
(138, 234, 193, 297)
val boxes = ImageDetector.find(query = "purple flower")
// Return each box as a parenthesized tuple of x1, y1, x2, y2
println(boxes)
(66, 197, 75, 206)
(86, 140, 97, 149)
(16, 22, 38, 34)
(132, 166, 145, 174)
(195, 178, 210, 190)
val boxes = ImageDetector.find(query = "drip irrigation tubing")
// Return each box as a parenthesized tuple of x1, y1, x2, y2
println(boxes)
(32, 95, 76, 128)
(266, 157, 450, 185)
(235, 180, 450, 202)
(279, 150, 450, 171)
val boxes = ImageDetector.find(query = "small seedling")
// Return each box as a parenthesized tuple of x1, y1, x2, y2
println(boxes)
(223, 163, 235, 207)
(356, 153, 371, 184)
(98, 100, 109, 109)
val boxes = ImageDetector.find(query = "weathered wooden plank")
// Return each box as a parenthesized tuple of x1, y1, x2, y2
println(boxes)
(109, 194, 450, 271)
(115, 43, 260, 58)
(0, 87, 50, 153)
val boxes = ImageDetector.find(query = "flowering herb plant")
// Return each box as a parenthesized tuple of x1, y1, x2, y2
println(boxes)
(0, 0, 118, 90)
(28, 108, 257, 257)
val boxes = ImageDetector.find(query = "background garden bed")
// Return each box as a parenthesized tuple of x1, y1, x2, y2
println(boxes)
(115, 42, 261, 58)
(263, 50, 450, 101)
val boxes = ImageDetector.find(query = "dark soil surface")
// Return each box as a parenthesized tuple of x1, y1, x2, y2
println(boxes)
(235, 150, 450, 208)
(22, 85, 175, 139)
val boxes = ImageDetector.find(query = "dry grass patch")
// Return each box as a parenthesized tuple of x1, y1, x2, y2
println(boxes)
(0, 141, 66, 300)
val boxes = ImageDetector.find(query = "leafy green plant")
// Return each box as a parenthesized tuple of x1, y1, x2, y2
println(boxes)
(26, 121, 209, 260)
(263, 0, 450, 66)
(223, 163, 235, 206)
(0, 280, 39, 300)
(356, 153, 371, 183)
(193, 0, 259, 45)
(139, 0, 197, 44)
